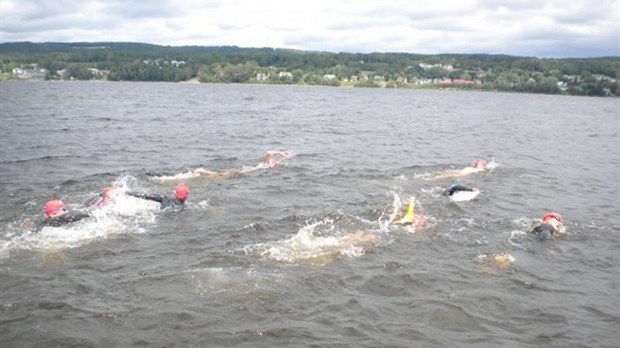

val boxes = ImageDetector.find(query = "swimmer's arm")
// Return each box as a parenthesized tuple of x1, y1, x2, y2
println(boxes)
(34, 212, 92, 231)
(434, 170, 458, 179)
(84, 194, 103, 208)
(126, 192, 165, 203)
(264, 150, 291, 157)
(193, 167, 218, 175)
(62, 211, 92, 223)
(342, 231, 378, 245)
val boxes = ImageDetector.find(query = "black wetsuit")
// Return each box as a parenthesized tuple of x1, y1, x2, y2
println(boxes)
(126, 192, 184, 211)
(444, 184, 475, 196)
(531, 223, 556, 241)
(84, 193, 105, 209)
(36, 211, 92, 231)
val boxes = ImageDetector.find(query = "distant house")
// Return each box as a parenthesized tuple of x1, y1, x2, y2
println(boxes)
(256, 72, 268, 81)
(12, 67, 46, 80)
(557, 81, 568, 91)
(419, 63, 454, 71)
(278, 71, 293, 79)
(323, 74, 336, 80)
(452, 79, 474, 85)
(89, 68, 101, 76)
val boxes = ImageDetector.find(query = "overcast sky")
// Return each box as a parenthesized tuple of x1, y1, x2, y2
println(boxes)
(1, 0, 618, 58)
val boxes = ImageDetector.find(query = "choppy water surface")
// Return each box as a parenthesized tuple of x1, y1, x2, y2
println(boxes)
(1, 82, 619, 347)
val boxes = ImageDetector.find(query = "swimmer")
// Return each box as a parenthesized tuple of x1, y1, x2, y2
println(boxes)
(434, 159, 489, 180)
(478, 253, 515, 270)
(340, 231, 379, 245)
(260, 150, 292, 168)
(391, 196, 427, 229)
(126, 182, 189, 211)
(531, 212, 564, 241)
(157, 150, 292, 181)
(84, 186, 114, 209)
(443, 184, 481, 202)
(36, 199, 92, 231)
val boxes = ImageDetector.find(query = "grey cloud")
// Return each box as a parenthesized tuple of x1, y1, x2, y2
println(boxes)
(17, 0, 85, 21)
(326, 17, 394, 31)
(100, 0, 186, 19)
(476, 0, 544, 11)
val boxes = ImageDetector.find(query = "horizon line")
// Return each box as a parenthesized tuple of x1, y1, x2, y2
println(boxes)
(1, 40, 617, 60)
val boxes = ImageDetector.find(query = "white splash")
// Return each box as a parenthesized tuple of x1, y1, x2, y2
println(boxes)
(246, 220, 374, 265)
(151, 170, 201, 183)
(449, 189, 481, 202)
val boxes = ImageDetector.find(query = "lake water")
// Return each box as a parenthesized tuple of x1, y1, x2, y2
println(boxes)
(1, 81, 619, 347)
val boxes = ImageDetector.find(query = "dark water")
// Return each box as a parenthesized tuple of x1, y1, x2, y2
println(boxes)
(1, 81, 619, 347)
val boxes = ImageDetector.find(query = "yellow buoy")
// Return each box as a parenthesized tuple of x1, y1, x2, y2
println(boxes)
(394, 198, 415, 225)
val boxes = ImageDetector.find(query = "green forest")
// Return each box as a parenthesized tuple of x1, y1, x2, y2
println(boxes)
(1, 42, 618, 96)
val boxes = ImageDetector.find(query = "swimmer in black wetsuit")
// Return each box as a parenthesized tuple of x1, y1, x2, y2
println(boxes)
(442, 184, 481, 202)
(126, 182, 189, 210)
(444, 184, 476, 196)
(36, 199, 92, 231)
(531, 212, 564, 241)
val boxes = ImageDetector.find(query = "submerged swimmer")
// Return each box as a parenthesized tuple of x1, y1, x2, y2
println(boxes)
(126, 182, 189, 211)
(258, 228, 380, 265)
(478, 253, 515, 270)
(391, 197, 427, 229)
(155, 151, 292, 181)
(434, 159, 490, 180)
(84, 186, 114, 209)
(194, 150, 292, 177)
(531, 212, 564, 241)
(36, 199, 92, 231)
(340, 231, 379, 245)
(443, 184, 481, 202)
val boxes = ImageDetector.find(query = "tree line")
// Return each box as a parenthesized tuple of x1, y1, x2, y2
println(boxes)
(1, 42, 617, 96)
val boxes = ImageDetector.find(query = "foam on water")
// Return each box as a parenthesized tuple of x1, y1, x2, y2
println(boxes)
(449, 189, 481, 202)
(151, 170, 201, 183)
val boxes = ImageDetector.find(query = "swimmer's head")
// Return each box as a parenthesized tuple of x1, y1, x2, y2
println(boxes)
(542, 212, 562, 223)
(102, 187, 113, 198)
(44, 200, 67, 218)
(266, 157, 278, 168)
(472, 159, 487, 169)
(536, 228, 554, 241)
(542, 212, 563, 232)
(175, 182, 189, 202)
(98, 186, 114, 206)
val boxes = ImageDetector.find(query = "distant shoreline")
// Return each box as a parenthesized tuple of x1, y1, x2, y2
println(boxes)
(3, 79, 617, 98)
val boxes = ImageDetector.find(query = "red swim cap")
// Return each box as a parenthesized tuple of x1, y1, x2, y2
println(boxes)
(102, 187, 113, 198)
(175, 182, 189, 201)
(543, 212, 562, 223)
(44, 200, 66, 218)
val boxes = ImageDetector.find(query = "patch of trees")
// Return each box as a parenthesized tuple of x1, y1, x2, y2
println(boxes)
(0, 42, 617, 96)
